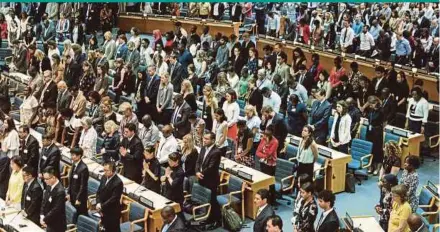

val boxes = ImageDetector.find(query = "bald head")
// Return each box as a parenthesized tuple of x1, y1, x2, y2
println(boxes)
(346, 97, 355, 106)
(161, 206, 176, 224)
(407, 214, 424, 231)
(142, 114, 152, 128)
(162, 125, 174, 138)
(57, 81, 67, 90)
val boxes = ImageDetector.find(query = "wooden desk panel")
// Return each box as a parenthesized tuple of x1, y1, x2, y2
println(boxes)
(257, 38, 439, 102)
(118, 16, 240, 37)
(385, 125, 425, 167)
(343, 216, 384, 232)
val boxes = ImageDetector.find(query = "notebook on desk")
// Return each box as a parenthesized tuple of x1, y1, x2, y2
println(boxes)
(344, 212, 364, 232)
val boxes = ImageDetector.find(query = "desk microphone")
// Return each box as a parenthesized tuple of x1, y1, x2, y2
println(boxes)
(8, 209, 23, 226)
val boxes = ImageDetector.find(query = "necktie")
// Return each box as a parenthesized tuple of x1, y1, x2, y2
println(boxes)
(343, 28, 348, 44)
(316, 101, 321, 110)
(172, 104, 182, 124)
(316, 213, 324, 230)
(256, 207, 262, 217)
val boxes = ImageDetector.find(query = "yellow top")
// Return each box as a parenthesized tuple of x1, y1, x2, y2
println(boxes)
(388, 201, 412, 232)
(6, 169, 24, 204)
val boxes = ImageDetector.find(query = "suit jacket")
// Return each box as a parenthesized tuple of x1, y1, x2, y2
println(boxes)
(96, 174, 124, 230)
(19, 134, 40, 170)
(248, 87, 263, 116)
(164, 166, 185, 204)
(115, 43, 128, 60)
(45, 3, 59, 21)
(13, 46, 27, 73)
(103, 39, 117, 61)
(229, 4, 242, 22)
(64, 61, 82, 88)
(169, 61, 186, 93)
(39, 143, 61, 179)
(316, 209, 339, 232)
(171, 102, 191, 139)
(298, 72, 314, 94)
(68, 160, 89, 214)
(125, 49, 140, 71)
(0, 156, 10, 199)
(309, 100, 332, 140)
(270, 113, 288, 148)
(195, 145, 222, 190)
(41, 182, 67, 232)
(21, 179, 43, 226)
(57, 90, 72, 111)
(143, 74, 160, 104)
(39, 81, 58, 108)
(253, 205, 275, 232)
(94, 56, 109, 71)
(70, 93, 87, 117)
(120, 136, 144, 183)
(381, 96, 397, 124)
(41, 22, 56, 42)
(241, 40, 256, 61)
(276, 63, 291, 82)
(161, 215, 186, 231)
(371, 77, 389, 97)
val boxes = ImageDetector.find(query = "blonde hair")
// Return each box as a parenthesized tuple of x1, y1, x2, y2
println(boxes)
(384, 141, 402, 158)
(182, 134, 195, 155)
(245, 105, 257, 117)
(160, 72, 170, 86)
(118, 102, 132, 113)
(104, 31, 112, 40)
(181, 80, 194, 94)
(104, 120, 118, 134)
(34, 49, 45, 61)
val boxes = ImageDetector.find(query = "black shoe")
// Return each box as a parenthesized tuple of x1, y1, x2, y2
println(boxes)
(207, 221, 221, 230)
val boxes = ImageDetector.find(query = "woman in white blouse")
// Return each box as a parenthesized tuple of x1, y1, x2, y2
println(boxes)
(153, 53, 168, 76)
(330, 100, 352, 154)
(222, 89, 240, 140)
(1, 118, 19, 158)
(19, 86, 38, 126)
(227, 67, 239, 94)
(78, 117, 98, 159)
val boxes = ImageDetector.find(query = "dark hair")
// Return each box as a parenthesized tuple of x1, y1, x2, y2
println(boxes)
(22, 166, 37, 177)
(293, 47, 305, 60)
(11, 156, 23, 168)
(168, 152, 181, 162)
(411, 87, 423, 97)
(88, 91, 101, 103)
(125, 123, 137, 133)
(298, 64, 307, 71)
(320, 70, 329, 81)
(261, 87, 271, 95)
(267, 215, 283, 229)
(59, 108, 74, 118)
(204, 131, 216, 140)
(302, 125, 315, 149)
(237, 120, 247, 128)
(214, 109, 227, 122)
(19, 125, 30, 134)
(226, 89, 237, 102)
(375, 66, 385, 73)
(42, 167, 56, 176)
(318, 190, 336, 207)
(144, 146, 156, 154)
(301, 182, 315, 193)
(405, 155, 420, 169)
(4, 118, 16, 133)
(316, 88, 327, 97)
(42, 133, 55, 141)
(103, 161, 117, 172)
(414, 79, 424, 86)
(350, 61, 358, 69)
(279, 51, 287, 61)
(188, 113, 198, 120)
(334, 56, 342, 64)
(256, 188, 270, 201)
(70, 147, 84, 157)
(142, 38, 150, 45)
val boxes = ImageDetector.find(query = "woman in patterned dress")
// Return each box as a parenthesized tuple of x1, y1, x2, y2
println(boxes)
(235, 120, 254, 167)
(293, 182, 318, 232)
(375, 174, 399, 231)
(400, 155, 420, 213)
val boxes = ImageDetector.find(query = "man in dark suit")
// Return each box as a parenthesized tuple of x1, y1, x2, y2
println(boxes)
(96, 161, 124, 232)
(18, 125, 40, 170)
(64, 55, 82, 89)
(331, 75, 354, 102)
(119, 123, 144, 184)
(408, 213, 430, 232)
(41, 21, 56, 54)
(84, 3, 100, 34)
(67, 147, 89, 215)
(40, 167, 67, 232)
(39, 134, 61, 180)
(248, 77, 264, 116)
(261, 106, 288, 154)
(253, 189, 275, 232)
(381, 88, 397, 125)
(139, 65, 160, 120)
(309, 89, 332, 145)
(195, 132, 223, 228)
(162, 152, 185, 206)
(171, 94, 191, 139)
(427, 38, 439, 72)
(316, 190, 339, 232)
(21, 166, 43, 226)
(11, 40, 28, 74)
(95, 49, 109, 71)
(296, 64, 314, 94)
(168, 53, 186, 93)
(38, 70, 58, 109)
(229, 3, 242, 22)
(161, 206, 186, 231)
(0, 155, 10, 199)
(371, 66, 388, 97)
(273, 74, 289, 114)
(56, 81, 72, 111)
(241, 32, 256, 61)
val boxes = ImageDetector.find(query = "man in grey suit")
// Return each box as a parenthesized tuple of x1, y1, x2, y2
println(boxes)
(170, 94, 191, 139)
(45, 3, 59, 21)
(102, 31, 116, 67)
(408, 214, 430, 232)
(253, 189, 274, 232)
(309, 88, 332, 145)
(11, 40, 27, 74)
(125, 41, 140, 74)
(41, 17, 56, 46)
(275, 51, 290, 82)
(56, 81, 72, 111)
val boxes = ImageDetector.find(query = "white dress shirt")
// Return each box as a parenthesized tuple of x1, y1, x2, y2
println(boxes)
(79, 126, 98, 158)
(156, 135, 178, 164)
(263, 92, 281, 113)
(339, 27, 355, 48)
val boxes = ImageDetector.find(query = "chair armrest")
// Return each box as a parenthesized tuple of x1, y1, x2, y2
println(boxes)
(227, 190, 243, 205)
(184, 194, 192, 201)
(360, 154, 373, 169)
(421, 211, 439, 216)
(288, 157, 297, 162)
(66, 228, 77, 232)
(218, 180, 229, 188)
(281, 175, 295, 192)
(193, 203, 211, 221)
(67, 224, 76, 229)
(430, 135, 440, 148)
(313, 167, 327, 178)
(131, 217, 147, 231)
(418, 203, 434, 208)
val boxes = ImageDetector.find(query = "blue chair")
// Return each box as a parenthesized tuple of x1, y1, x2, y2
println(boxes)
(421, 212, 440, 232)
(237, 99, 246, 117)
(65, 202, 78, 230)
(357, 124, 368, 141)
(183, 183, 212, 223)
(314, 156, 329, 191)
(417, 186, 437, 215)
(285, 144, 298, 160)
(120, 202, 148, 232)
(60, 162, 70, 186)
(67, 215, 100, 232)
(87, 178, 100, 209)
(383, 131, 402, 145)
(274, 159, 295, 205)
(216, 175, 245, 221)
(348, 139, 373, 185)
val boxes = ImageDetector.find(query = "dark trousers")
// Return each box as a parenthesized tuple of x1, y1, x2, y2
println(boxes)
(260, 162, 276, 204)
(396, 55, 408, 65)
(158, 109, 173, 126)
(408, 120, 422, 133)
(294, 162, 314, 193)
(333, 143, 349, 154)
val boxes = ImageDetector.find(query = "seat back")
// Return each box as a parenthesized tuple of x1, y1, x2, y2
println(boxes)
(227, 175, 244, 200)
(350, 139, 373, 167)
(76, 215, 100, 232)
(327, 115, 334, 138)
(88, 178, 100, 195)
(128, 202, 146, 228)
(384, 131, 402, 145)
(285, 144, 298, 160)
(357, 125, 368, 141)
(419, 187, 435, 208)
(275, 159, 295, 183)
(65, 202, 78, 225)
(315, 156, 328, 176)
(191, 183, 212, 204)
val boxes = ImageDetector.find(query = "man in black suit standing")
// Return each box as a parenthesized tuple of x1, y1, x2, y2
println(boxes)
(371, 66, 388, 97)
(381, 88, 397, 126)
(18, 125, 40, 170)
(119, 123, 144, 184)
(161, 206, 186, 232)
(261, 106, 288, 154)
(11, 40, 28, 74)
(241, 32, 256, 61)
(316, 190, 339, 232)
(67, 147, 89, 216)
(168, 53, 186, 93)
(56, 81, 72, 111)
(39, 134, 61, 181)
(40, 167, 67, 232)
(0, 155, 10, 199)
(96, 161, 124, 232)
(253, 189, 275, 232)
(195, 132, 223, 228)
(21, 166, 43, 226)
(171, 94, 191, 139)
(309, 89, 332, 145)
(38, 70, 58, 109)
(141, 65, 161, 121)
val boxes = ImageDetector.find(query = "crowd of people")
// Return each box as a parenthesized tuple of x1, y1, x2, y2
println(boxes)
(0, 2, 436, 232)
